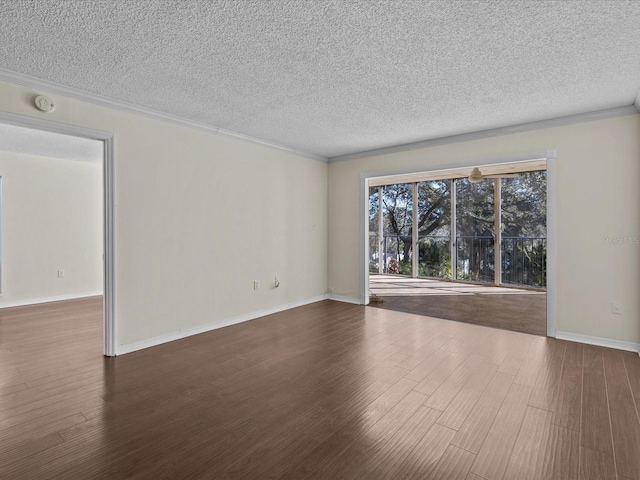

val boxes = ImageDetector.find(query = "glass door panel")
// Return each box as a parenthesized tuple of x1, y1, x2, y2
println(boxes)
(381, 184, 413, 275)
(501, 171, 547, 288)
(456, 178, 495, 283)
(416, 179, 452, 279)
(368, 187, 380, 273)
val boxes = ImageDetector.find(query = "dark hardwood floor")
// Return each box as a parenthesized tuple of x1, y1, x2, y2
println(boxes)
(370, 275, 547, 336)
(1, 297, 639, 479)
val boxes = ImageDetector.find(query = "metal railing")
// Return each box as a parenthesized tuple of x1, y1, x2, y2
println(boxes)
(501, 236, 547, 288)
(370, 233, 546, 289)
(371, 233, 413, 275)
(456, 235, 495, 284)
(418, 235, 451, 279)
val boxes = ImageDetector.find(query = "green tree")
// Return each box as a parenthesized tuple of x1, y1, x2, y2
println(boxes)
(370, 171, 546, 286)
(501, 171, 546, 237)
(379, 181, 450, 273)
(456, 178, 495, 281)
(501, 171, 547, 286)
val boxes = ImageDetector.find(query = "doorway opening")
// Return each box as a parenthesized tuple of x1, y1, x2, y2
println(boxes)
(0, 112, 115, 355)
(366, 159, 548, 336)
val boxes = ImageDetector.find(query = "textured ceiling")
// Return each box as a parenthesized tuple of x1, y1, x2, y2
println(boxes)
(0, 123, 103, 163)
(1, 0, 639, 159)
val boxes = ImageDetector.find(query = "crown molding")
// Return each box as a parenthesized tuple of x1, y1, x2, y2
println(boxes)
(3, 67, 637, 166)
(329, 104, 640, 163)
(0, 68, 328, 163)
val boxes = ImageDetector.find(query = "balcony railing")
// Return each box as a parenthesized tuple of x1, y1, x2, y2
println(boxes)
(369, 233, 546, 289)
(456, 235, 495, 284)
(501, 236, 546, 288)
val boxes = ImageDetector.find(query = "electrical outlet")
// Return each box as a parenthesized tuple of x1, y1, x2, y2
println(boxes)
(612, 302, 621, 315)
(253, 281, 259, 290)
(57, 270, 65, 278)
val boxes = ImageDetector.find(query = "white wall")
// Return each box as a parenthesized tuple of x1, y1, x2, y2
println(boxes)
(328, 114, 640, 347)
(0, 150, 103, 305)
(3, 76, 637, 352)
(0, 80, 328, 351)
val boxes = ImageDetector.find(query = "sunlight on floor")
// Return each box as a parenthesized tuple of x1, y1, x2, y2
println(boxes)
(370, 275, 545, 297)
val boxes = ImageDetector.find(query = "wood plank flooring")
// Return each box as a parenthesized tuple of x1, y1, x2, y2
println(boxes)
(1, 297, 639, 479)
(370, 275, 547, 336)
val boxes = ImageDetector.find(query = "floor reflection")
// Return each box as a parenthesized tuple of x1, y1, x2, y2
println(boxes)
(369, 275, 546, 335)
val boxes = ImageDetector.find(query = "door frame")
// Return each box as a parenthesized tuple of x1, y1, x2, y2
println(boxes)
(361, 151, 557, 337)
(0, 111, 116, 356)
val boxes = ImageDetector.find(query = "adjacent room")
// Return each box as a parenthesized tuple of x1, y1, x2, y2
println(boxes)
(0, 123, 105, 363)
(1, 1, 639, 479)
(367, 161, 548, 336)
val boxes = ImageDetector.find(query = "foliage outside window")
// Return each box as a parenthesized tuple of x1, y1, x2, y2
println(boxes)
(369, 170, 546, 289)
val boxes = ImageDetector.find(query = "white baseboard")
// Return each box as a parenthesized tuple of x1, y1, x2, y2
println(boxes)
(0, 291, 103, 309)
(325, 294, 362, 305)
(117, 295, 327, 355)
(556, 331, 640, 353)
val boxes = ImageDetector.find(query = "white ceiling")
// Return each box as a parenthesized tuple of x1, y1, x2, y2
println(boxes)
(0, 123, 103, 163)
(1, 1, 639, 159)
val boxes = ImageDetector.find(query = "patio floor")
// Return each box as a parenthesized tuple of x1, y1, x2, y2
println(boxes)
(369, 274, 547, 336)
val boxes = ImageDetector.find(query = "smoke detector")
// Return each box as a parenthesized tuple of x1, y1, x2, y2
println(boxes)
(34, 95, 55, 113)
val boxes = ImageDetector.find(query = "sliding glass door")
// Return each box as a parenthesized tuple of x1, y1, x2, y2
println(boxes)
(456, 178, 495, 284)
(381, 184, 413, 274)
(368, 187, 380, 273)
(368, 168, 546, 290)
(500, 171, 547, 287)
(416, 180, 451, 279)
